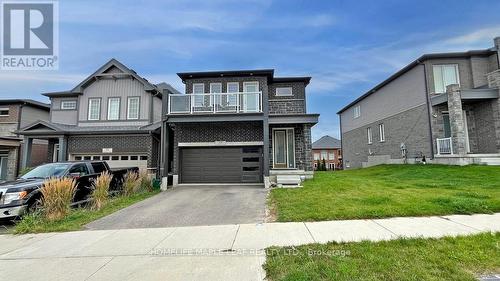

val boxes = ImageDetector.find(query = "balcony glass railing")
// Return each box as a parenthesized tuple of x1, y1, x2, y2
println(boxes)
(168, 92, 263, 114)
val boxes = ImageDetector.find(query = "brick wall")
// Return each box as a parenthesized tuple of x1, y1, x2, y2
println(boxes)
(0, 104, 19, 124)
(172, 121, 263, 173)
(269, 100, 305, 114)
(312, 148, 342, 169)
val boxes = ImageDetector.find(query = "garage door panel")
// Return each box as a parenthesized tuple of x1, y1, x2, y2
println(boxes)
(180, 147, 262, 184)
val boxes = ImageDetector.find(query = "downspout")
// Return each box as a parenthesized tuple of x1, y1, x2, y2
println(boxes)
(421, 60, 435, 159)
(338, 113, 343, 168)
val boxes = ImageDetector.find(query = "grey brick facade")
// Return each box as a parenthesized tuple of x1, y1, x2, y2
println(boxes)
(343, 104, 432, 169)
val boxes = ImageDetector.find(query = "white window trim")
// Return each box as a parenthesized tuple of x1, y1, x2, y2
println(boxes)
(353, 105, 361, 119)
(60, 100, 77, 110)
(433, 64, 460, 94)
(321, 150, 328, 160)
(127, 97, 140, 120)
(328, 152, 335, 160)
(367, 127, 372, 144)
(276, 87, 293, 96)
(272, 127, 296, 169)
(209, 83, 222, 106)
(243, 81, 260, 112)
(87, 98, 101, 121)
(379, 124, 385, 142)
(0, 108, 10, 116)
(107, 97, 120, 120)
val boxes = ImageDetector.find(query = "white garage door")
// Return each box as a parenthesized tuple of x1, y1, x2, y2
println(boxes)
(71, 154, 148, 170)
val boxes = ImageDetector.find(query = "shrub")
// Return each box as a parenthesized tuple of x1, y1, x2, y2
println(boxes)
(122, 171, 140, 196)
(138, 171, 153, 192)
(91, 172, 112, 210)
(40, 177, 76, 221)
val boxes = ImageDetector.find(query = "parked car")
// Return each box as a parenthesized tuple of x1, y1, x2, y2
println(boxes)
(0, 161, 138, 220)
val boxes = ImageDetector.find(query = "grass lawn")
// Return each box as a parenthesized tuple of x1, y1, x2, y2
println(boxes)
(13, 191, 159, 234)
(270, 165, 500, 222)
(264, 232, 500, 281)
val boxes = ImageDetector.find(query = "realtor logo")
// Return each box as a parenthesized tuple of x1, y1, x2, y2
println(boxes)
(1, 1, 58, 70)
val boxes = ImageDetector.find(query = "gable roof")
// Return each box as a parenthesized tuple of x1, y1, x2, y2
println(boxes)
(0, 99, 50, 111)
(42, 58, 167, 98)
(336, 48, 497, 114)
(312, 135, 341, 149)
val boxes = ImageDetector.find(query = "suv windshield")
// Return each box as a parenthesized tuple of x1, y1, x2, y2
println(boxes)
(21, 163, 72, 179)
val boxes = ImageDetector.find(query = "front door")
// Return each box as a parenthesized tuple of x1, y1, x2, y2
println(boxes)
(0, 156, 7, 180)
(273, 128, 295, 169)
(243, 82, 259, 112)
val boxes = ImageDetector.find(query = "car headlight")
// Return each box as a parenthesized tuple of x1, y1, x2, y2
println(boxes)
(3, 191, 28, 205)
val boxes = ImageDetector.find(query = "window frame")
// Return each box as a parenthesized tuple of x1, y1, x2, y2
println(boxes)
(272, 128, 296, 169)
(210, 82, 222, 106)
(379, 124, 385, 142)
(367, 127, 373, 144)
(432, 64, 460, 94)
(192, 83, 205, 107)
(87, 98, 101, 121)
(275, 87, 293, 96)
(107, 97, 121, 120)
(0, 108, 9, 117)
(353, 105, 361, 119)
(127, 97, 140, 120)
(320, 150, 328, 160)
(226, 82, 239, 106)
(60, 100, 77, 110)
(328, 151, 335, 160)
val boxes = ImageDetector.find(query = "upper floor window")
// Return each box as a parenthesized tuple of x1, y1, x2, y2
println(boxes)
(88, 98, 101, 121)
(107, 97, 120, 120)
(127, 97, 140, 119)
(329, 152, 335, 160)
(367, 127, 372, 144)
(0, 108, 9, 116)
(276, 87, 293, 96)
(314, 153, 320, 160)
(210, 83, 222, 106)
(227, 82, 239, 106)
(192, 83, 205, 107)
(321, 150, 328, 160)
(433, 64, 459, 93)
(379, 123, 385, 142)
(61, 100, 76, 110)
(353, 105, 361, 119)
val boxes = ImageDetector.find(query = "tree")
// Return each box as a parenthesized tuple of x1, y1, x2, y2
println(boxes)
(316, 160, 322, 171)
(321, 158, 327, 171)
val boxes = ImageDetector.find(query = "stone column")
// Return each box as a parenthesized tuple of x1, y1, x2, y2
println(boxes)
(58, 136, 68, 162)
(21, 137, 32, 169)
(446, 84, 467, 155)
(7, 147, 19, 180)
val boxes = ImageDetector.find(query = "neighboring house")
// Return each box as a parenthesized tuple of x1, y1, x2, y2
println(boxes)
(338, 37, 500, 168)
(312, 135, 342, 170)
(0, 99, 50, 181)
(18, 59, 178, 173)
(161, 69, 319, 187)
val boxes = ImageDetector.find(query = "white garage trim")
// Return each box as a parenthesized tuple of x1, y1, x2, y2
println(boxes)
(178, 141, 263, 147)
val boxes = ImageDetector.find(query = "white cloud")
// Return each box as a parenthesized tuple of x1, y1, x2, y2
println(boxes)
(0, 72, 85, 84)
(444, 26, 500, 45)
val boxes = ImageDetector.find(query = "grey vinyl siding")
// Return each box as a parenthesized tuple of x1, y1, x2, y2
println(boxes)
(19, 105, 50, 128)
(78, 78, 150, 122)
(51, 110, 78, 125)
(153, 96, 162, 122)
(341, 64, 427, 133)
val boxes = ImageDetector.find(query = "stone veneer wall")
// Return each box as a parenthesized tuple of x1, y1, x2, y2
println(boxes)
(268, 82, 306, 115)
(171, 121, 263, 174)
(343, 104, 431, 169)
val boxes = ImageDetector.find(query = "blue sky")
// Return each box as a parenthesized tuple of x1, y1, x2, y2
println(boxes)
(1, 0, 500, 140)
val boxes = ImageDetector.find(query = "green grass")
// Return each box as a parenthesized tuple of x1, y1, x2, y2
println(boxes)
(264, 232, 500, 281)
(270, 165, 500, 222)
(13, 191, 159, 234)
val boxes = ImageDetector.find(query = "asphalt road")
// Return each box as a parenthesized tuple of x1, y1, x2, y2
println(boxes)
(85, 185, 268, 230)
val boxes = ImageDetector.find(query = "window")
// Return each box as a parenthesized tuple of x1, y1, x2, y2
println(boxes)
(276, 87, 293, 96)
(243, 157, 260, 162)
(443, 113, 451, 138)
(92, 156, 101, 160)
(329, 152, 335, 160)
(88, 98, 101, 120)
(61, 100, 76, 110)
(140, 155, 148, 160)
(353, 105, 361, 119)
(0, 108, 9, 116)
(367, 127, 373, 144)
(91, 162, 107, 174)
(314, 153, 320, 160)
(227, 82, 239, 106)
(68, 164, 90, 176)
(433, 64, 459, 93)
(243, 81, 260, 112)
(127, 97, 140, 119)
(193, 83, 205, 107)
(130, 156, 138, 160)
(121, 156, 129, 160)
(111, 156, 119, 160)
(273, 128, 295, 169)
(102, 156, 110, 161)
(83, 156, 91, 160)
(379, 124, 385, 142)
(328, 163, 335, 170)
(74, 156, 82, 161)
(107, 97, 120, 120)
(321, 150, 328, 160)
(210, 83, 222, 106)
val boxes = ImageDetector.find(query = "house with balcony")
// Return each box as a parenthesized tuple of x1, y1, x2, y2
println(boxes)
(338, 37, 500, 168)
(17, 59, 179, 173)
(161, 69, 319, 187)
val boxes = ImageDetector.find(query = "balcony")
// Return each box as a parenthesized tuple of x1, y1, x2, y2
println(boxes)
(168, 92, 263, 114)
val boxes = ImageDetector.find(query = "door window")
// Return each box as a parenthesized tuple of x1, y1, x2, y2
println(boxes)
(68, 164, 90, 176)
(243, 82, 259, 112)
(273, 129, 295, 168)
(0, 156, 7, 180)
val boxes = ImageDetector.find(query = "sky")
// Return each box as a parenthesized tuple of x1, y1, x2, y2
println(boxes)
(1, 0, 500, 141)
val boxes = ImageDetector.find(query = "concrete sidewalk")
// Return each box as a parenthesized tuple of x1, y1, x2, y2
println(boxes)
(0, 213, 499, 281)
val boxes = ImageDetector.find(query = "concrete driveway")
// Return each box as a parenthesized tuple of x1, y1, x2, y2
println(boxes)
(85, 185, 268, 230)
